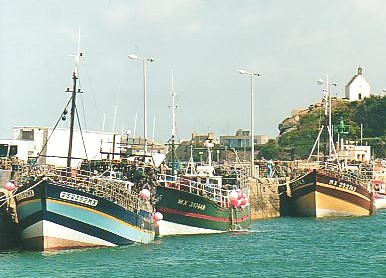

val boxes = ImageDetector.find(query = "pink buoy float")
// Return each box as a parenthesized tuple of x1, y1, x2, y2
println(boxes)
(153, 212, 163, 221)
(229, 190, 238, 201)
(139, 189, 151, 200)
(240, 197, 248, 206)
(4, 181, 16, 191)
(237, 191, 243, 200)
(230, 198, 239, 207)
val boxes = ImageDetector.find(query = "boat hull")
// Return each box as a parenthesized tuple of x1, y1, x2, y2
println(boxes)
(374, 192, 386, 209)
(0, 207, 19, 249)
(155, 186, 250, 236)
(280, 169, 374, 218)
(16, 180, 155, 250)
(0, 185, 19, 249)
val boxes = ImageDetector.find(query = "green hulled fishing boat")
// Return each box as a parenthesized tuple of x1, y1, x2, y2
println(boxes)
(156, 141, 251, 236)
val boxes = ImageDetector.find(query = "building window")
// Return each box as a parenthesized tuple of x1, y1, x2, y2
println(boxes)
(0, 144, 7, 157)
(358, 93, 362, 100)
(21, 130, 34, 140)
(9, 145, 18, 157)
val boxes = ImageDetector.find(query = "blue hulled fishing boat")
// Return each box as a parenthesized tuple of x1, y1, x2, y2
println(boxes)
(15, 43, 155, 250)
(16, 166, 154, 250)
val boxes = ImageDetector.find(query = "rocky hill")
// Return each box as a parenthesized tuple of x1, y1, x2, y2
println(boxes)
(276, 95, 386, 160)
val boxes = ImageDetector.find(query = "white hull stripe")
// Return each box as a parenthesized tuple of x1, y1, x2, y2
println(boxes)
(47, 200, 154, 243)
(157, 220, 225, 236)
(375, 198, 386, 209)
(22, 220, 116, 247)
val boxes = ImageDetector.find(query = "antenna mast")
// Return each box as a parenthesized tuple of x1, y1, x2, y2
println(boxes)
(66, 29, 83, 168)
(169, 70, 178, 176)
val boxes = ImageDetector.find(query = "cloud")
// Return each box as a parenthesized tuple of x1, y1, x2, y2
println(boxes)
(240, 15, 259, 27)
(135, 0, 202, 22)
(102, 0, 203, 28)
(352, 0, 386, 15)
(184, 20, 219, 34)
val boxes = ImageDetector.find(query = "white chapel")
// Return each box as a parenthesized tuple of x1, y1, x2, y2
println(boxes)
(344, 66, 371, 101)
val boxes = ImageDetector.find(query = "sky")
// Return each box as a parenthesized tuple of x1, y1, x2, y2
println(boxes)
(1, 0, 386, 143)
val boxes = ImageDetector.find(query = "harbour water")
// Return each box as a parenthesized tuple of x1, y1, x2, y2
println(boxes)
(2, 210, 386, 277)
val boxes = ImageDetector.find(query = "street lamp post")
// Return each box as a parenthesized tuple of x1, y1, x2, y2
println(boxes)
(199, 151, 203, 165)
(239, 69, 261, 178)
(128, 54, 154, 153)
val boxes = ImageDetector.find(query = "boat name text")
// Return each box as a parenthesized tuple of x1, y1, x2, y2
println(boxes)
(291, 179, 306, 188)
(16, 190, 35, 201)
(60, 191, 98, 206)
(177, 198, 206, 211)
(328, 180, 357, 191)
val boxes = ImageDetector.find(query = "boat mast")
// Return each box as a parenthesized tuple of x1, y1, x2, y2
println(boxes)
(309, 76, 339, 164)
(318, 75, 330, 162)
(323, 76, 329, 161)
(170, 71, 177, 176)
(320, 76, 340, 164)
(66, 31, 83, 168)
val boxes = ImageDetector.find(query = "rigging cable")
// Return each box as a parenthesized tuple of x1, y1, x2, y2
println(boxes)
(75, 104, 89, 161)
(77, 73, 88, 131)
(31, 98, 72, 167)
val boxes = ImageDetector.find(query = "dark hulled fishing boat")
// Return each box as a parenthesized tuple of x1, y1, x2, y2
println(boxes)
(280, 77, 374, 217)
(0, 144, 25, 249)
(0, 170, 19, 249)
(281, 163, 373, 217)
(14, 45, 155, 250)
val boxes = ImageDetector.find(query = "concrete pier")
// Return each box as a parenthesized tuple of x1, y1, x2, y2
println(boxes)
(248, 177, 288, 220)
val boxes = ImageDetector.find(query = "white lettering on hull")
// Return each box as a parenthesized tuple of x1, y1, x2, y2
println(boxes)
(16, 190, 35, 201)
(60, 191, 98, 207)
(177, 198, 206, 211)
(328, 179, 357, 192)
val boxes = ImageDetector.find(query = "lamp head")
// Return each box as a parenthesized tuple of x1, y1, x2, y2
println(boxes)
(128, 54, 140, 60)
(239, 69, 250, 75)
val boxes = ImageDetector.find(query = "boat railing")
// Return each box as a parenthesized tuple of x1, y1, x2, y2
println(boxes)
(317, 162, 371, 188)
(20, 165, 151, 215)
(158, 174, 234, 208)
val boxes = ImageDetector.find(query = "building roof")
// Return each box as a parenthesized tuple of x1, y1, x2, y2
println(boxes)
(345, 66, 370, 88)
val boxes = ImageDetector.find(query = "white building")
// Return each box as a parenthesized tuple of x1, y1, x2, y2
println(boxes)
(337, 142, 371, 163)
(0, 139, 29, 161)
(344, 66, 371, 101)
(13, 127, 121, 167)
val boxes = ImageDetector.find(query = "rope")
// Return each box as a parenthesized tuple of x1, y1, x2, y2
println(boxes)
(286, 182, 292, 197)
(32, 98, 72, 167)
(80, 95, 88, 131)
(75, 105, 89, 160)
(77, 73, 88, 131)
(0, 177, 48, 203)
